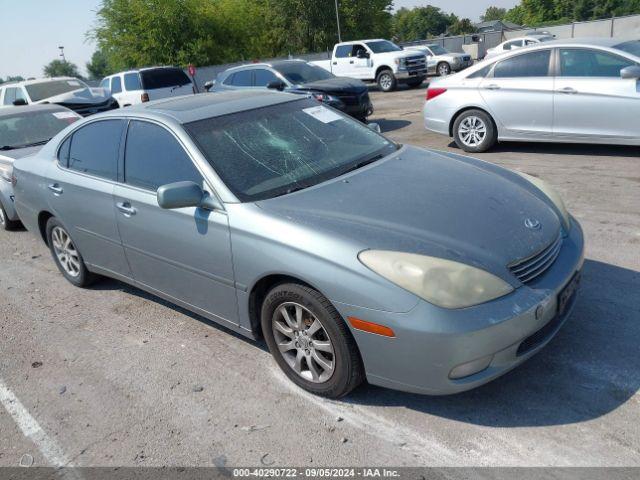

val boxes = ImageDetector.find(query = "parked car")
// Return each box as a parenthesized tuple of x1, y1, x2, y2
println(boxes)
(424, 38, 640, 152)
(0, 77, 118, 116)
(484, 34, 555, 60)
(311, 39, 428, 92)
(0, 104, 80, 230)
(13, 91, 583, 398)
(100, 67, 195, 107)
(406, 44, 474, 76)
(207, 60, 373, 121)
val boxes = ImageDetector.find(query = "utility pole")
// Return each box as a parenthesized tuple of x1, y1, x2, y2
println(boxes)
(335, 0, 342, 43)
(58, 46, 66, 62)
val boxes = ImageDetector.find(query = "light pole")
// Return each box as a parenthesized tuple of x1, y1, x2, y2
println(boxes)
(58, 46, 66, 62)
(334, 0, 342, 43)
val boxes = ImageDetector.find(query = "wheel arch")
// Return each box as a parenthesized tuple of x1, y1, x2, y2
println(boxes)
(449, 106, 497, 137)
(374, 65, 393, 79)
(37, 210, 54, 246)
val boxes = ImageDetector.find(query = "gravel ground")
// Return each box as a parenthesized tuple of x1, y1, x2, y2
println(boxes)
(1, 83, 639, 468)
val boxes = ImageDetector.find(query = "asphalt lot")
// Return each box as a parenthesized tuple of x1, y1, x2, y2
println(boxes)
(1, 83, 639, 468)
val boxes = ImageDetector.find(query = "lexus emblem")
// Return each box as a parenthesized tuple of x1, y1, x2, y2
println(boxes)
(524, 218, 541, 230)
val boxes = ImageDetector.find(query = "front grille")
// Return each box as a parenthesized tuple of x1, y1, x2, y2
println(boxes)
(509, 232, 562, 284)
(406, 55, 427, 74)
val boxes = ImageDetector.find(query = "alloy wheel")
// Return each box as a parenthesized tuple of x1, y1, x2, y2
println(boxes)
(438, 63, 450, 76)
(271, 302, 335, 383)
(458, 116, 487, 148)
(51, 226, 81, 278)
(379, 74, 392, 90)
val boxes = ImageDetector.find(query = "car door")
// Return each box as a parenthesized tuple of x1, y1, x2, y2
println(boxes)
(113, 119, 238, 323)
(553, 47, 640, 140)
(45, 119, 131, 278)
(479, 49, 554, 137)
(109, 76, 124, 106)
(350, 44, 372, 78)
(332, 44, 355, 77)
(122, 72, 143, 106)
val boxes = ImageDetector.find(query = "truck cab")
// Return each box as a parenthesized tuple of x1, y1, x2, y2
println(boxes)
(312, 39, 428, 92)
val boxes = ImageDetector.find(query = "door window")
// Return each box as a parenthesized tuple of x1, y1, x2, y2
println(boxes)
(504, 40, 523, 50)
(493, 50, 551, 78)
(124, 73, 142, 91)
(335, 45, 352, 58)
(3, 88, 16, 105)
(100, 78, 110, 89)
(124, 121, 203, 191)
(351, 44, 367, 58)
(230, 70, 253, 87)
(559, 48, 635, 77)
(253, 69, 279, 87)
(111, 76, 122, 94)
(67, 120, 124, 180)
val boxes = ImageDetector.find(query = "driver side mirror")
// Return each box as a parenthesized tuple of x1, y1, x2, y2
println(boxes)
(356, 50, 370, 59)
(203, 80, 214, 92)
(157, 181, 222, 211)
(621, 65, 640, 79)
(267, 80, 286, 91)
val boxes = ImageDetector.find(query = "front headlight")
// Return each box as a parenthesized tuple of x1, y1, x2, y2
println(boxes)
(516, 172, 570, 230)
(394, 57, 407, 68)
(0, 164, 12, 183)
(359, 250, 513, 309)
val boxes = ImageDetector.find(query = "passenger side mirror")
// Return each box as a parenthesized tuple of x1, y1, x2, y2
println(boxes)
(203, 80, 214, 92)
(157, 181, 221, 211)
(267, 80, 286, 91)
(13, 99, 28, 106)
(620, 65, 640, 79)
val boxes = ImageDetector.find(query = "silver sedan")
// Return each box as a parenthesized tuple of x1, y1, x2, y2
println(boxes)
(423, 37, 640, 152)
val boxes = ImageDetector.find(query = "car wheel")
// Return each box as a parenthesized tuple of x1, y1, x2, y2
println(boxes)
(437, 62, 451, 76)
(453, 109, 497, 153)
(261, 283, 364, 398)
(407, 77, 424, 88)
(46, 217, 97, 287)
(0, 202, 20, 231)
(376, 69, 397, 92)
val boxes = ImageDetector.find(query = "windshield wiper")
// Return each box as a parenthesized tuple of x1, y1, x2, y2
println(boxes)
(340, 153, 385, 176)
(1, 139, 51, 150)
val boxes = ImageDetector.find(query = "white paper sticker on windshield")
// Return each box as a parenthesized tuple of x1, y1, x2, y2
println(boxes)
(67, 80, 81, 86)
(52, 111, 79, 119)
(303, 106, 342, 124)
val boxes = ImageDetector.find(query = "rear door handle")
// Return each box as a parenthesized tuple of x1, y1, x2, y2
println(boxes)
(484, 84, 501, 90)
(557, 87, 578, 94)
(116, 202, 136, 216)
(48, 184, 63, 195)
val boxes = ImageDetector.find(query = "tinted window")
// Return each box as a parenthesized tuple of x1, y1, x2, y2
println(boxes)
(273, 62, 334, 84)
(124, 73, 142, 91)
(68, 120, 123, 180)
(428, 45, 448, 55)
(352, 44, 367, 57)
(504, 40, 523, 50)
(254, 69, 279, 87)
(140, 68, 191, 90)
(223, 73, 235, 85)
(230, 70, 253, 87)
(335, 45, 352, 58)
(100, 78, 110, 89)
(468, 64, 492, 78)
(25, 79, 87, 102)
(3, 88, 16, 105)
(365, 40, 402, 53)
(124, 121, 202, 191)
(559, 48, 635, 77)
(111, 76, 122, 94)
(494, 50, 551, 77)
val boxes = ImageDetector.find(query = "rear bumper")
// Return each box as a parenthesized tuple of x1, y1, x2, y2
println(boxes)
(333, 217, 585, 395)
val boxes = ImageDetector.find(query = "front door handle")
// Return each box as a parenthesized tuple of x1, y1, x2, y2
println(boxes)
(349, 60, 354, 64)
(48, 184, 63, 195)
(332, 61, 337, 65)
(484, 84, 501, 90)
(116, 202, 136, 216)
(557, 87, 578, 94)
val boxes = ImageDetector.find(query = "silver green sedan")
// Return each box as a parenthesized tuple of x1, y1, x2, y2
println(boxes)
(13, 91, 584, 398)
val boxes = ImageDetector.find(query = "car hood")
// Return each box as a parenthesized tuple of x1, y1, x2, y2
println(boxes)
(293, 77, 368, 94)
(257, 146, 561, 284)
(37, 87, 111, 105)
(374, 50, 425, 62)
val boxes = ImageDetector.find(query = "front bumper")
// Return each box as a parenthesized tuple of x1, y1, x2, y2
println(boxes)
(395, 68, 428, 80)
(0, 180, 19, 222)
(333, 217, 585, 395)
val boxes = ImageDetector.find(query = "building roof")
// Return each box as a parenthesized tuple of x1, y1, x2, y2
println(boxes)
(475, 20, 522, 32)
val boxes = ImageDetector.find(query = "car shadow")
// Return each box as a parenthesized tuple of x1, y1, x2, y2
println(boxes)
(343, 258, 640, 427)
(376, 118, 412, 133)
(447, 140, 640, 158)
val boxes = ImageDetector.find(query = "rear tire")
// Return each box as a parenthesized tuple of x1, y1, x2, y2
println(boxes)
(261, 283, 364, 398)
(46, 217, 97, 287)
(376, 69, 397, 92)
(453, 109, 497, 153)
(0, 202, 20, 231)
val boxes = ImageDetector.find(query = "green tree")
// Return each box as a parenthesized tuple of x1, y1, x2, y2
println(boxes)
(503, 0, 640, 26)
(43, 60, 81, 78)
(86, 49, 111, 80)
(392, 6, 452, 41)
(481, 6, 507, 22)
(448, 17, 477, 35)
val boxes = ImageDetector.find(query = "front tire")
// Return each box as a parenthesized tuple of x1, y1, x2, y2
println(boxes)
(261, 283, 364, 398)
(376, 69, 397, 92)
(0, 202, 20, 231)
(453, 109, 497, 153)
(437, 62, 451, 76)
(46, 217, 97, 287)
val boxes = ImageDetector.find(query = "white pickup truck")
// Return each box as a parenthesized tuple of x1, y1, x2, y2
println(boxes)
(311, 39, 428, 92)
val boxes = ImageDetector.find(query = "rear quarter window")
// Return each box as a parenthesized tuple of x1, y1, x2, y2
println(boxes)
(141, 68, 191, 90)
(67, 120, 124, 180)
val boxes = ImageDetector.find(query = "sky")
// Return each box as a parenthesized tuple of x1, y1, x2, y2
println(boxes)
(1, 0, 519, 80)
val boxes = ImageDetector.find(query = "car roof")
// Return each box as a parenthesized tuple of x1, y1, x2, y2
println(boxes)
(98, 90, 302, 124)
(337, 39, 387, 45)
(541, 36, 637, 48)
(0, 104, 71, 118)
(222, 59, 307, 74)
(106, 66, 185, 77)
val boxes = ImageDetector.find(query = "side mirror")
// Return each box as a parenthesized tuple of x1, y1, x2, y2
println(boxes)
(367, 122, 381, 133)
(13, 99, 28, 106)
(621, 65, 640, 79)
(356, 50, 369, 59)
(267, 80, 286, 91)
(157, 181, 219, 210)
(203, 80, 214, 92)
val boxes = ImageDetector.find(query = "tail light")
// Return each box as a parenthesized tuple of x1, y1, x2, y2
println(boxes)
(141, 93, 150, 103)
(426, 88, 447, 101)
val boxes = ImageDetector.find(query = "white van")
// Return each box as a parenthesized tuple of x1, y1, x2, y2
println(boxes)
(100, 67, 194, 107)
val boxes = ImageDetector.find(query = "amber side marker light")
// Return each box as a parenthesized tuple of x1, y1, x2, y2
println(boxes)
(347, 317, 396, 338)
